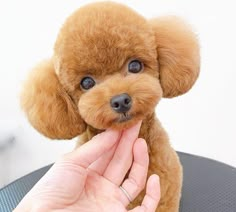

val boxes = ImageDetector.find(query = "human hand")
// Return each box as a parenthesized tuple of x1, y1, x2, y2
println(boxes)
(15, 122, 160, 212)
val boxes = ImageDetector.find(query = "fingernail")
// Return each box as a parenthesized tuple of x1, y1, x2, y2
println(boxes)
(152, 174, 160, 183)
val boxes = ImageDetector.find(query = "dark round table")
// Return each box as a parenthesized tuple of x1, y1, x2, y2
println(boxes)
(0, 152, 236, 212)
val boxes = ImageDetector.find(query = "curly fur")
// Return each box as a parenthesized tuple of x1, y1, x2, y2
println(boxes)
(21, 2, 200, 211)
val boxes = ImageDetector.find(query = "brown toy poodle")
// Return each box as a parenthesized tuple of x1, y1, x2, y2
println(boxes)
(21, 2, 200, 211)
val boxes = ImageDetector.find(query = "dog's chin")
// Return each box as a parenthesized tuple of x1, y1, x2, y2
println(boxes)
(84, 112, 142, 131)
(104, 112, 144, 130)
(110, 117, 140, 130)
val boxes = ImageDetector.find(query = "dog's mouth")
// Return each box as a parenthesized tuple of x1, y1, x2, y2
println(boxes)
(116, 113, 132, 123)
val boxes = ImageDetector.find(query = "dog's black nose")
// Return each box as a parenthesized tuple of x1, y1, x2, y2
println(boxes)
(110, 93, 132, 113)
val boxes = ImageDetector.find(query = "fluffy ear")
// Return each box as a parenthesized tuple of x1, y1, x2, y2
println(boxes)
(20, 60, 86, 139)
(149, 16, 200, 98)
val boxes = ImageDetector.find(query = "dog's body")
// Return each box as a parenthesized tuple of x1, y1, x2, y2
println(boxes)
(21, 2, 200, 211)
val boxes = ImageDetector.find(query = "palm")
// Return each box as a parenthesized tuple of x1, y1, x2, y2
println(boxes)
(74, 171, 127, 212)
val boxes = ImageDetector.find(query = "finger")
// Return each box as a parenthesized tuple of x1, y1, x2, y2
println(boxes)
(119, 138, 149, 206)
(133, 175, 160, 212)
(88, 140, 119, 175)
(103, 121, 142, 185)
(63, 129, 121, 169)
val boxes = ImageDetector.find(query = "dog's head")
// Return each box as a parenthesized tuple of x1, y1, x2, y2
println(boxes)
(21, 2, 200, 139)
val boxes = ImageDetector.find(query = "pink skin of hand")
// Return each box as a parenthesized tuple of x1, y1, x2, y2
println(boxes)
(14, 122, 160, 212)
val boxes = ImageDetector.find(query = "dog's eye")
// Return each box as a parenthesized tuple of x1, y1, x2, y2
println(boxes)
(128, 60, 143, 73)
(80, 77, 96, 90)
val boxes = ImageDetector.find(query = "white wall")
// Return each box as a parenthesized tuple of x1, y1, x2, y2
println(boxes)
(0, 0, 235, 187)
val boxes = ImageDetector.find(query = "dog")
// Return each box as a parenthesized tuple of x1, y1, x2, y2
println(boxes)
(21, 2, 200, 211)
